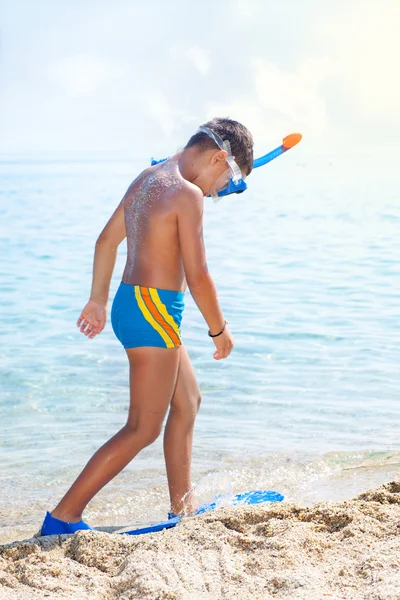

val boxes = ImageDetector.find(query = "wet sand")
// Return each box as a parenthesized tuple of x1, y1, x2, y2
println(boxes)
(1, 481, 400, 600)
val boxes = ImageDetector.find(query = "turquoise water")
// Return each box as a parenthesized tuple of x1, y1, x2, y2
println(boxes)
(1, 153, 400, 543)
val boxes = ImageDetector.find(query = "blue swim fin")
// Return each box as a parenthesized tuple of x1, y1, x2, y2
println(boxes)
(40, 490, 284, 537)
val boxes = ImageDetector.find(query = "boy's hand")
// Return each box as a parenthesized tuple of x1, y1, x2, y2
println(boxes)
(77, 299, 107, 339)
(212, 326, 234, 360)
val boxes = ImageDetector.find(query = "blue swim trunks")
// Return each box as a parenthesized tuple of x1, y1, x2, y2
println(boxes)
(111, 282, 184, 349)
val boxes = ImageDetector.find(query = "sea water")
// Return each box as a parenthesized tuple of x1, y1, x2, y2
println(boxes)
(1, 152, 399, 543)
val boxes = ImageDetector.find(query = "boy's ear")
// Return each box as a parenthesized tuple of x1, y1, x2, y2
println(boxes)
(210, 149, 228, 166)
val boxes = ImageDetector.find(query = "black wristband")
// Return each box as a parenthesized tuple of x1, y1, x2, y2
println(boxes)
(208, 321, 227, 338)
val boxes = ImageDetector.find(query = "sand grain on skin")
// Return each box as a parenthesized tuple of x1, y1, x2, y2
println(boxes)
(1, 481, 400, 600)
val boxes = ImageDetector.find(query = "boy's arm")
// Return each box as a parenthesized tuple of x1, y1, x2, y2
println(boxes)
(77, 197, 126, 338)
(89, 197, 127, 305)
(176, 186, 225, 335)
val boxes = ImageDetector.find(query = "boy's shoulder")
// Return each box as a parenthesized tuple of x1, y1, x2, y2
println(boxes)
(173, 180, 204, 221)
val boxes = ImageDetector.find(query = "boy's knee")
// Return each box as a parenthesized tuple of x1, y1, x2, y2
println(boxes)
(190, 393, 202, 415)
(124, 421, 162, 447)
(170, 392, 202, 422)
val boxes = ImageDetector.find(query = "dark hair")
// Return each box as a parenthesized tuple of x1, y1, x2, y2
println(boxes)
(185, 117, 254, 176)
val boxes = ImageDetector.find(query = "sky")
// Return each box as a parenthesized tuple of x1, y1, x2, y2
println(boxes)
(1, 0, 399, 158)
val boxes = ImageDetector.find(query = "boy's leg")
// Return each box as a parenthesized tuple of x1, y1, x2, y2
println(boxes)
(163, 345, 202, 515)
(51, 346, 180, 522)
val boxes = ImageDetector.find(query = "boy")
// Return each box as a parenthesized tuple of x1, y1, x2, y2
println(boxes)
(40, 117, 254, 535)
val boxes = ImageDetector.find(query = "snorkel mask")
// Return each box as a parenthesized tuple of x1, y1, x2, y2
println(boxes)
(196, 126, 244, 200)
(151, 132, 302, 200)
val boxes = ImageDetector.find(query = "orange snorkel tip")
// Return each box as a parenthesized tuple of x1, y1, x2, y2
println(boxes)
(282, 133, 302, 150)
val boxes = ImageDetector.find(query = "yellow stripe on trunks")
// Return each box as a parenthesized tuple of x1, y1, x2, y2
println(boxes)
(134, 286, 175, 348)
(149, 288, 181, 342)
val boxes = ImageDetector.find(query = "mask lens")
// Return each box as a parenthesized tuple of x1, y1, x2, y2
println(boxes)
(210, 168, 230, 198)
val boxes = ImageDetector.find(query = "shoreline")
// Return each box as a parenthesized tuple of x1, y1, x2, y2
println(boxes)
(2, 448, 399, 548)
(1, 481, 400, 599)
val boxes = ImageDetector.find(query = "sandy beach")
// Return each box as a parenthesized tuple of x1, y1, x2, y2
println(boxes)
(1, 480, 399, 599)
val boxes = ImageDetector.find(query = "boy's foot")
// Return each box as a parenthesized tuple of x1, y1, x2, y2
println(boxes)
(167, 503, 198, 520)
(40, 511, 94, 536)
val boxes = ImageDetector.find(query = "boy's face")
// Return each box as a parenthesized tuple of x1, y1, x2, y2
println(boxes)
(209, 167, 231, 199)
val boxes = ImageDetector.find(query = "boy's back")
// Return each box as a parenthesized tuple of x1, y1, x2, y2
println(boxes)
(122, 158, 203, 294)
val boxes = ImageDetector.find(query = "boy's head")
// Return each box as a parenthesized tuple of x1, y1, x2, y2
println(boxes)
(184, 117, 254, 198)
